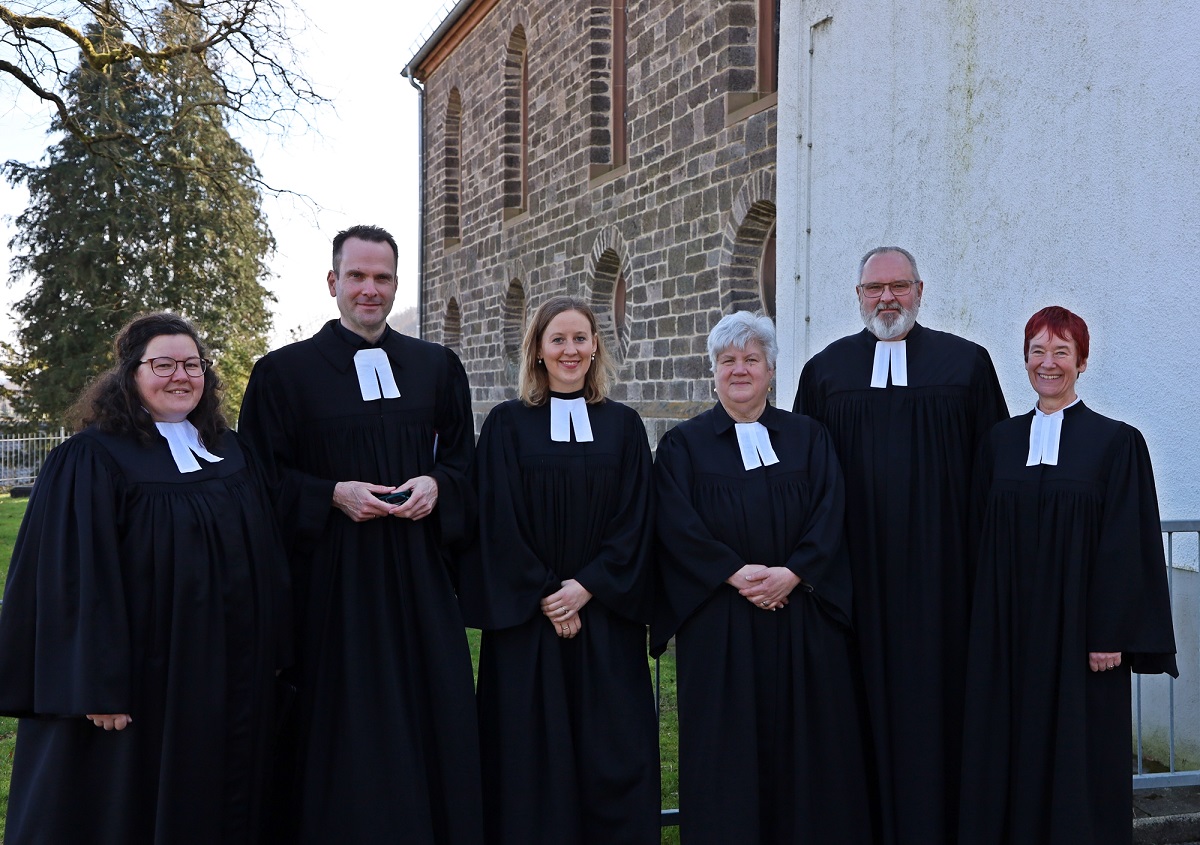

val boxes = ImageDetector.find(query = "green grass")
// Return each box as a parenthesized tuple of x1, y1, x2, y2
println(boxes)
(0, 499, 682, 842)
(655, 641, 681, 844)
(0, 493, 28, 842)
(0, 493, 25, 587)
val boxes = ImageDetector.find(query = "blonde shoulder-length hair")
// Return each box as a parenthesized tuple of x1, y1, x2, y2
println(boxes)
(518, 296, 615, 406)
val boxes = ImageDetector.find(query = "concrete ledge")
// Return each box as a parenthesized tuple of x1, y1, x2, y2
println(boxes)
(1134, 812, 1200, 844)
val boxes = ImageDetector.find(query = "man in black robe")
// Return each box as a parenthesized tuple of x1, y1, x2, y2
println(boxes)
(239, 225, 482, 844)
(792, 246, 1008, 845)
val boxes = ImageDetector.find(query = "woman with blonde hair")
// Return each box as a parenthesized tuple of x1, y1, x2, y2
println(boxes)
(460, 295, 659, 845)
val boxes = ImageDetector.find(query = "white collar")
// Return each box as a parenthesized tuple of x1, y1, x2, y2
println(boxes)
(550, 396, 594, 442)
(154, 421, 223, 473)
(1026, 397, 1081, 466)
(870, 340, 908, 388)
(353, 348, 401, 401)
(734, 421, 779, 471)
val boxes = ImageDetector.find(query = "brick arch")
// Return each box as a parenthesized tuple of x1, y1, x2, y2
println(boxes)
(583, 226, 632, 363)
(502, 278, 527, 386)
(443, 296, 462, 352)
(719, 169, 777, 315)
(585, 2, 627, 173)
(502, 26, 528, 217)
(443, 88, 462, 244)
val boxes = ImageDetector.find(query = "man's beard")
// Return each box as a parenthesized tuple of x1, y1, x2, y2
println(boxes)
(861, 297, 920, 340)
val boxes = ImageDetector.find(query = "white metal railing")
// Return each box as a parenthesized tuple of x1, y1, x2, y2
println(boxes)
(1133, 520, 1200, 789)
(0, 428, 67, 489)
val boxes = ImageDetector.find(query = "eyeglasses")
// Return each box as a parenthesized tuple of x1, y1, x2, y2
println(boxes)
(858, 280, 917, 298)
(139, 357, 211, 377)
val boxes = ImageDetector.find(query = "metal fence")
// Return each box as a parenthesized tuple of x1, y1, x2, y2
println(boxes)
(1133, 520, 1200, 789)
(0, 428, 67, 489)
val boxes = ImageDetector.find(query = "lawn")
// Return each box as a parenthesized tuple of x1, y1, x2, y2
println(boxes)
(0, 495, 682, 842)
(0, 493, 27, 843)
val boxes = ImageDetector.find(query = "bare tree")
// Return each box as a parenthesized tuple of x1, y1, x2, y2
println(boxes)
(1, 0, 323, 164)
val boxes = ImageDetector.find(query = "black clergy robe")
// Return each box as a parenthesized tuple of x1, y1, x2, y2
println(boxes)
(0, 427, 290, 845)
(651, 403, 872, 845)
(238, 320, 482, 845)
(959, 402, 1177, 845)
(459, 392, 659, 845)
(793, 322, 1009, 845)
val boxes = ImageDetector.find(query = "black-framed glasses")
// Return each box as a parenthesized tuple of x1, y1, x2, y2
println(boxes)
(858, 280, 917, 298)
(139, 357, 211, 377)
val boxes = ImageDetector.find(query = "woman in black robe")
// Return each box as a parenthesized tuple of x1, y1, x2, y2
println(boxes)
(0, 313, 290, 845)
(651, 311, 872, 845)
(459, 296, 659, 845)
(959, 306, 1177, 845)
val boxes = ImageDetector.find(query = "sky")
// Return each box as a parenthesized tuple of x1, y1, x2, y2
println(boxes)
(0, 0, 456, 350)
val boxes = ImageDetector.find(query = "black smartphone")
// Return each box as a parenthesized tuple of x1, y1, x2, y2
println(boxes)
(375, 489, 412, 505)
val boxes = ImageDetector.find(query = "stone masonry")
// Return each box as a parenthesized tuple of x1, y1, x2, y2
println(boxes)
(409, 0, 778, 442)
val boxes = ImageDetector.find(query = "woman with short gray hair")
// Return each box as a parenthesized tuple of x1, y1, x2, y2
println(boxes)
(652, 311, 872, 845)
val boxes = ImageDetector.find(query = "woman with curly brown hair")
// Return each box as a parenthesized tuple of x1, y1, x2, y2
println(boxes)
(0, 312, 290, 845)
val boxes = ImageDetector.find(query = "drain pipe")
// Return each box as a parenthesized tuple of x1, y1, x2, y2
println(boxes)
(406, 71, 426, 339)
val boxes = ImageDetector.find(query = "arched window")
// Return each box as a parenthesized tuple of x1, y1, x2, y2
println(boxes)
(444, 296, 462, 351)
(720, 171, 777, 315)
(759, 223, 777, 318)
(502, 279, 527, 384)
(758, 0, 779, 95)
(443, 89, 462, 246)
(502, 27, 529, 219)
(727, 0, 780, 119)
(588, 2, 628, 180)
(612, 0, 628, 168)
(587, 244, 631, 363)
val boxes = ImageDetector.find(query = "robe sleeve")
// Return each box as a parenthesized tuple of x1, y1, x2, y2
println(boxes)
(970, 346, 1010, 444)
(966, 421, 1002, 594)
(426, 346, 476, 551)
(230, 429, 295, 670)
(781, 420, 853, 628)
(649, 427, 748, 656)
(573, 406, 655, 624)
(238, 355, 337, 551)
(0, 436, 132, 717)
(458, 404, 559, 630)
(1086, 424, 1177, 676)
(792, 355, 824, 420)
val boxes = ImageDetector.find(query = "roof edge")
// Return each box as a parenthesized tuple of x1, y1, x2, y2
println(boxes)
(402, 0, 501, 82)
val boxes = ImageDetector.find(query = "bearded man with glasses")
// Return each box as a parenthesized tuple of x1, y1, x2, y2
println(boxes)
(792, 246, 1008, 845)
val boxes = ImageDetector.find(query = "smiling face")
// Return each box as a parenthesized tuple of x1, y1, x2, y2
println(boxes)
(714, 339, 774, 421)
(328, 237, 398, 342)
(539, 309, 597, 394)
(857, 250, 923, 340)
(135, 334, 205, 423)
(1025, 328, 1087, 412)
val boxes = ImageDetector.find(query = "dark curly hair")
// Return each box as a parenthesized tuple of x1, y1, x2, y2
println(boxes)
(70, 312, 228, 445)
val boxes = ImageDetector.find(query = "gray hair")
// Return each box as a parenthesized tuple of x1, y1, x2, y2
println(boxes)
(858, 246, 921, 282)
(707, 311, 779, 371)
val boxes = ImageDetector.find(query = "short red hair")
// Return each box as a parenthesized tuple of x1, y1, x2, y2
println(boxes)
(1024, 306, 1089, 365)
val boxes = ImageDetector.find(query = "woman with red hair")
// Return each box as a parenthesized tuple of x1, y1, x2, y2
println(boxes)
(959, 306, 1177, 845)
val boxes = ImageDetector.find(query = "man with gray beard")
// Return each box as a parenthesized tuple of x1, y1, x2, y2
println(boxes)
(792, 246, 1008, 845)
